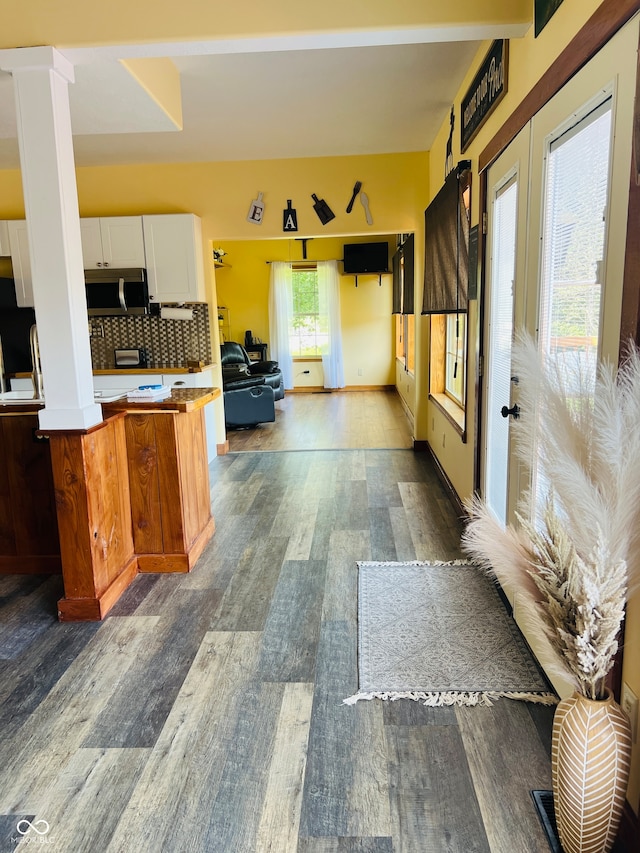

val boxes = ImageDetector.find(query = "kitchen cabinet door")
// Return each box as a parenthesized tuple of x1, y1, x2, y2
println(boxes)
(80, 219, 104, 268)
(143, 214, 206, 303)
(81, 217, 145, 268)
(8, 221, 33, 307)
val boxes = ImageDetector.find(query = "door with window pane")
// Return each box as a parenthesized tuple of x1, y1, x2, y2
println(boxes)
(532, 97, 614, 509)
(482, 125, 530, 537)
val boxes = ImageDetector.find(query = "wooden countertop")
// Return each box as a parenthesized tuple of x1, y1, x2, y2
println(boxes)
(1, 388, 220, 416)
(101, 387, 220, 414)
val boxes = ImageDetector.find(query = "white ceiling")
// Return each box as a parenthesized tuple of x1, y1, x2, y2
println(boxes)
(0, 38, 484, 169)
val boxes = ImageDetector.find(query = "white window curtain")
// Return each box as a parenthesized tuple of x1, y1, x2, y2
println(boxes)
(268, 262, 294, 389)
(317, 260, 345, 389)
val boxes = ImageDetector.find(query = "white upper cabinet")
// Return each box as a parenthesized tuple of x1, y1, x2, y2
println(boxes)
(81, 216, 145, 269)
(143, 214, 206, 303)
(8, 221, 33, 307)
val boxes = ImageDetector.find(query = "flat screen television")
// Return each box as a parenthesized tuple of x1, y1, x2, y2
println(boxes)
(343, 241, 389, 274)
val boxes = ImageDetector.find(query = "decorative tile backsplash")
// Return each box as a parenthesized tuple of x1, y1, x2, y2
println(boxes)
(90, 303, 213, 369)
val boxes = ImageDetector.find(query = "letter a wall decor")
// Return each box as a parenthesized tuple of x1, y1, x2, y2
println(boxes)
(283, 200, 298, 232)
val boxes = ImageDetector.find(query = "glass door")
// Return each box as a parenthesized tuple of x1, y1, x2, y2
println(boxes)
(481, 125, 530, 544)
(533, 97, 614, 510)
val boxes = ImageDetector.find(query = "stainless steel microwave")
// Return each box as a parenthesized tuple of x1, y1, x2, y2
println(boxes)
(85, 268, 150, 316)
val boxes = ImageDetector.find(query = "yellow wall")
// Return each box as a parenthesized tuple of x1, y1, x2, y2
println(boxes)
(216, 236, 396, 388)
(0, 0, 530, 50)
(0, 152, 428, 237)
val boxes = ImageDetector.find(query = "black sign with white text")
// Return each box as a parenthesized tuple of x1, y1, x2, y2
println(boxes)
(461, 40, 508, 152)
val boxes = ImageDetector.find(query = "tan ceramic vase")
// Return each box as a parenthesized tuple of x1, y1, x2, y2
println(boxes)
(552, 689, 632, 853)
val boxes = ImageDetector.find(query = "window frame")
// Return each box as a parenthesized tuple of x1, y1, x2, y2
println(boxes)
(289, 264, 326, 359)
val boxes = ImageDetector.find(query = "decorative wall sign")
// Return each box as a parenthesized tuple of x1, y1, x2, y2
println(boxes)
(346, 180, 362, 213)
(247, 192, 265, 224)
(535, 0, 566, 37)
(360, 190, 373, 225)
(445, 107, 455, 176)
(461, 40, 508, 152)
(283, 200, 298, 232)
(311, 193, 335, 225)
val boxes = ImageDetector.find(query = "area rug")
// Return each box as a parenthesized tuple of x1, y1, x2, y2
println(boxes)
(344, 560, 557, 707)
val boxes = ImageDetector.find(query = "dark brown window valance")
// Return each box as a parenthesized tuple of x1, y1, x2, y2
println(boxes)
(392, 250, 402, 314)
(422, 164, 471, 315)
(402, 233, 415, 315)
(392, 233, 415, 315)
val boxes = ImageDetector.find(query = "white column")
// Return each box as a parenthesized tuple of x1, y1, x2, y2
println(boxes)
(0, 46, 102, 430)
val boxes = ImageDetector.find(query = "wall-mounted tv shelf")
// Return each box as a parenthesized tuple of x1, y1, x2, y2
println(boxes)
(346, 272, 386, 287)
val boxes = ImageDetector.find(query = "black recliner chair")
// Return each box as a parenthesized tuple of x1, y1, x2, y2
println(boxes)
(220, 342, 283, 428)
(220, 342, 285, 400)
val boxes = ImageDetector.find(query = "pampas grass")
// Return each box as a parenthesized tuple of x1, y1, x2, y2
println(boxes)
(462, 332, 640, 699)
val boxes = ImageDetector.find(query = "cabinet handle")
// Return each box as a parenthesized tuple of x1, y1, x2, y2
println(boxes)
(104, 262, 109, 267)
(97, 262, 102, 267)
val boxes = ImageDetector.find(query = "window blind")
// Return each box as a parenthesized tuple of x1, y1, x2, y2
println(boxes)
(402, 233, 415, 315)
(422, 165, 470, 315)
(391, 234, 415, 315)
(392, 250, 402, 314)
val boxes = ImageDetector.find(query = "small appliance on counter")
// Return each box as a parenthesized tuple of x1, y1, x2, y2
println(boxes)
(114, 348, 148, 368)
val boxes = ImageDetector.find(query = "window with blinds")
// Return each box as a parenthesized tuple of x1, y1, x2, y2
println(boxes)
(539, 97, 613, 392)
(534, 97, 613, 515)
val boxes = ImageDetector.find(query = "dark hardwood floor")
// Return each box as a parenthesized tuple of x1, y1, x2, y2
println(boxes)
(0, 416, 556, 850)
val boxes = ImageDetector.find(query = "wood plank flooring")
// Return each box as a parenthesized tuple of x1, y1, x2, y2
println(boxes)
(227, 390, 414, 451)
(0, 442, 558, 851)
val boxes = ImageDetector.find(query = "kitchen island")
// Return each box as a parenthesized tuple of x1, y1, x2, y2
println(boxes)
(0, 386, 219, 620)
(101, 388, 220, 575)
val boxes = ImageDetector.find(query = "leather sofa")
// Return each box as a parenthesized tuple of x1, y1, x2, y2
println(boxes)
(220, 342, 285, 400)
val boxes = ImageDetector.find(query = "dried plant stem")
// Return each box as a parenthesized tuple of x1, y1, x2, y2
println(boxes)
(462, 332, 640, 699)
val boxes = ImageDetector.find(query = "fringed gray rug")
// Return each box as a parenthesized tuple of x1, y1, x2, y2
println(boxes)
(344, 560, 557, 707)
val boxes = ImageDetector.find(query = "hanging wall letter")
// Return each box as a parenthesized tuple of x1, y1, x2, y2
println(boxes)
(247, 192, 265, 224)
(283, 200, 298, 232)
(311, 193, 335, 225)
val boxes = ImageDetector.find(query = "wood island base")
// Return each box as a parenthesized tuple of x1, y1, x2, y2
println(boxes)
(137, 516, 215, 573)
(57, 557, 138, 621)
(48, 414, 137, 622)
